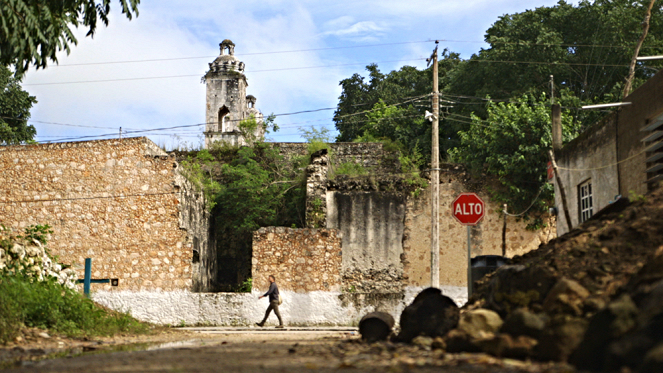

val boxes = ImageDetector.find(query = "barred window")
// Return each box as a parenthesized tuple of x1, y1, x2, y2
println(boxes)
(579, 180, 593, 223)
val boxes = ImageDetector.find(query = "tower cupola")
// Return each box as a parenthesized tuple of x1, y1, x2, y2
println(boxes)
(203, 40, 263, 148)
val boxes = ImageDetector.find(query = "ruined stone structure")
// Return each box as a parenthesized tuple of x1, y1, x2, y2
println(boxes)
(254, 146, 555, 303)
(0, 137, 214, 292)
(252, 227, 342, 293)
(204, 40, 263, 148)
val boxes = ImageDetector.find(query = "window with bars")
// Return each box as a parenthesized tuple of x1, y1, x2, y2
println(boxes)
(579, 180, 593, 223)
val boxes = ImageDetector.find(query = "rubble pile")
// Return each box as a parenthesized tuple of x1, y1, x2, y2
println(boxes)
(357, 186, 663, 372)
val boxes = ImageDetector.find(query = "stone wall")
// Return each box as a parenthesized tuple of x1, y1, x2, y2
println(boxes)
(252, 227, 342, 293)
(274, 142, 399, 175)
(326, 191, 406, 293)
(92, 288, 427, 326)
(403, 165, 555, 288)
(0, 137, 213, 292)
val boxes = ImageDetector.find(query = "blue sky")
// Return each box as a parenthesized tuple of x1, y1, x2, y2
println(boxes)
(22, 0, 574, 148)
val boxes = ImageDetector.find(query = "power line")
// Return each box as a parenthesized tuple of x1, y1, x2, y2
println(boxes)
(41, 39, 663, 69)
(23, 59, 427, 86)
(48, 40, 435, 68)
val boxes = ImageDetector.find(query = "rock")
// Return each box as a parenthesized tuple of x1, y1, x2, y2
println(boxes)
(501, 308, 547, 339)
(542, 278, 590, 316)
(483, 265, 557, 317)
(475, 333, 538, 359)
(641, 343, 663, 373)
(411, 336, 433, 349)
(536, 315, 588, 362)
(569, 294, 639, 371)
(457, 309, 503, 339)
(397, 288, 459, 343)
(604, 311, 663, 370)
(38, 332, 51, 339)
(444, 329, 480, 353)
(431, 337, 446, 350)
(359, 312, 394, 343)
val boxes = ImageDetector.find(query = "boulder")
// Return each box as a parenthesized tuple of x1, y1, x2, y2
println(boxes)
(501, 308, 547, 339)
(359, 311, 395, 343)
(398, 288, 459, 343)
(475, 333, 538, 359)
(483, 265, 557, 317)
(569, 293, 639, 370)
(444, 329, 481, 353)
(536, 315, 588, 361)
(411, 336, 433, 349)
(542, 278, 590, 316)
(457, 309, 503, 339)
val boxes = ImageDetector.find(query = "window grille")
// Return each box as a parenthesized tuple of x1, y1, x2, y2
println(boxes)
(579, 180, 593, 223)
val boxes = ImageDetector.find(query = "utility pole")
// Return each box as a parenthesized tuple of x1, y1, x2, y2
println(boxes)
(550, 75, 554, 105)
(427, 41, 440, 288)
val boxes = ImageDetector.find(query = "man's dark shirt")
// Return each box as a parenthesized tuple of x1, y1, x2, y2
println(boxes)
(263, 282, 279, 302)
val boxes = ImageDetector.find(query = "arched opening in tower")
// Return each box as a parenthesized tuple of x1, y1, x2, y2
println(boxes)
(217, 106, 230, 132)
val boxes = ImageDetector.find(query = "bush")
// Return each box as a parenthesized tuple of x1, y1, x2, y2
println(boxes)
(0, 274, 149, 344)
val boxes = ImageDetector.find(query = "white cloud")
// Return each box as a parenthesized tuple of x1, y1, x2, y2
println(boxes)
(19, 0, 577, 146)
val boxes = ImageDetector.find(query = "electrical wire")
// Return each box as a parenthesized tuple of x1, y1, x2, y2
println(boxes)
(23, 58, 427, 86)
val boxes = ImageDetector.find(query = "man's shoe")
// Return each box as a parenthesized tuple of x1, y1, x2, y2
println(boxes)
(275, 325, 284, 329)
(255, 322, 264, 327)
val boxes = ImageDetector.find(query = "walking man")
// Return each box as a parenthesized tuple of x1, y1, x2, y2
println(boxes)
(256, 274, 284, 328)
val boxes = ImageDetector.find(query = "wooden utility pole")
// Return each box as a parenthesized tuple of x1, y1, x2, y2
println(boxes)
(428, 41, 440, 288)
(623, 0, 656, 99)
(550, 104, 573, 232)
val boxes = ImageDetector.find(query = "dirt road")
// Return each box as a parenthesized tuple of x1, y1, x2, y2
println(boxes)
(2, 328, 573, 373)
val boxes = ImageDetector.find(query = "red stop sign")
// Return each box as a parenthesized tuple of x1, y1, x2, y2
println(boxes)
(452, 193, 485, 225)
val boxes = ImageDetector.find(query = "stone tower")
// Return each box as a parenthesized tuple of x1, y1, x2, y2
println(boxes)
(204, 39, 264, 148)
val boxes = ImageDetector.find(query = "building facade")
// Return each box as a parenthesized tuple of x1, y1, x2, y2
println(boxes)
(553, 70, 663, 235)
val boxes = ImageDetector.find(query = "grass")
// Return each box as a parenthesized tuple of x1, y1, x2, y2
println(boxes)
(0, 274, 150, 344)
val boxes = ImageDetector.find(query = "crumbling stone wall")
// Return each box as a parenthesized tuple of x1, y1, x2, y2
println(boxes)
(403, 164, 555, 288)
(274, 142, 399, 175)
(0, 137, 213, 292)
(252, 227, 342, 293)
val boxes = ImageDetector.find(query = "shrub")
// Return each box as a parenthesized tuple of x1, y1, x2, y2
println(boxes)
(0, 274, 149, 344)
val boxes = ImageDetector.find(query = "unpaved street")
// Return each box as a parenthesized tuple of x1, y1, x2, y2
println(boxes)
(2, 328, 573, 373)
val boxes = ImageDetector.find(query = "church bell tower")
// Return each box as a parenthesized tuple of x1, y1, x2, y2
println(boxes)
(204, 39, 263, 148)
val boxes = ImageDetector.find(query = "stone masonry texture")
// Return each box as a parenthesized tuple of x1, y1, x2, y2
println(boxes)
(0, 137, 211, 292)
(252, 227, 342, 293)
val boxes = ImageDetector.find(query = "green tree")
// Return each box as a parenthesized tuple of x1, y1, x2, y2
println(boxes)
(0, 0, 140, 74)
(334, 50, 461, 155)
(0, 65, 37, 145)
(445, 0, 663, 127)
(448, 93, 581, 224)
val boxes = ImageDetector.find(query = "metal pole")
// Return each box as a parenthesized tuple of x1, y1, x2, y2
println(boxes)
(467, 226, 472, 298)
(431, 42, 440, 288)
(84, 258, 92, 298)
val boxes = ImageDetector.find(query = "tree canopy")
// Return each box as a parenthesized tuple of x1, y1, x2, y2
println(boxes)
(0, 65, 37, 145)
(333, 0, 663, 220)
(0, 0, 140, 74)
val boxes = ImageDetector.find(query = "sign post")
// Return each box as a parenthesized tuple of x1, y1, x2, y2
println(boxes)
(452, 193, 485, 298)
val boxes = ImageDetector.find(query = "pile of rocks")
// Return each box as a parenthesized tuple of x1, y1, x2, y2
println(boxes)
(0, 231, 76, 288)
(358, 186, 663, 372)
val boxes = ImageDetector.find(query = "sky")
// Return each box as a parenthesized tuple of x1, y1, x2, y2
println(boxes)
(21, 0, 575, 149)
